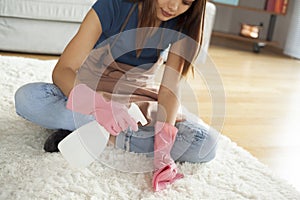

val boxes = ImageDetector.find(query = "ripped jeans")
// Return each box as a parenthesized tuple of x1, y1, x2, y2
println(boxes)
(15, 82, 219, 163)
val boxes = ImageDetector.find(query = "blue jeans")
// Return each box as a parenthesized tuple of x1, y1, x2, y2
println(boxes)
(15, 82, 219, 163)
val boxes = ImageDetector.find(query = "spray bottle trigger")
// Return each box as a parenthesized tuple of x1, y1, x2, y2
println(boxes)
(128, 103, 148, 126)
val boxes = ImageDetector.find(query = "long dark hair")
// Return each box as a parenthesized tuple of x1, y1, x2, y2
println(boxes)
(128, 0, 207, 76)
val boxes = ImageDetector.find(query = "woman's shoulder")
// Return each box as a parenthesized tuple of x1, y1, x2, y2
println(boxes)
(92, 0, 134, 13)
(92, 0, 136, 33)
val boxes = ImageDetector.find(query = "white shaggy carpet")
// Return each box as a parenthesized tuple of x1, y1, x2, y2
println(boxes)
(0, 55, 300, 200)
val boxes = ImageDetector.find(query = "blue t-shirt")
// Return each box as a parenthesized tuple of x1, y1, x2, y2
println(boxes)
(92, 0, 183, 68)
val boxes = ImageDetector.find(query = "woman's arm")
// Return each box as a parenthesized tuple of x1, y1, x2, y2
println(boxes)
(52, 9, 102, 96)
(157, 49, 185, 125)
(153, 47, 186, 192)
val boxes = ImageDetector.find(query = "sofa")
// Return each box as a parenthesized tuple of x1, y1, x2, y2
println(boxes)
(0, 0, 216, 56)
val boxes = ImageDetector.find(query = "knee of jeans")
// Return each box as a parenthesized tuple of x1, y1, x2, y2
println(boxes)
(15, 83, 32, 115)
(15, 83, 44, 116)
(198, 128, 219, 162)
(177, 126, 219, 163)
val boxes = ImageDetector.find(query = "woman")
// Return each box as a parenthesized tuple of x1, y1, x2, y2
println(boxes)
(15, 0, 218, 191)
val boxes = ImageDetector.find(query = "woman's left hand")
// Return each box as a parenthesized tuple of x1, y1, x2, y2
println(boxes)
(152, 121, 184, 191)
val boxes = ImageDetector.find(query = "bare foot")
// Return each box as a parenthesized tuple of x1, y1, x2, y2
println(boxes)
(108, 135, 116, 147)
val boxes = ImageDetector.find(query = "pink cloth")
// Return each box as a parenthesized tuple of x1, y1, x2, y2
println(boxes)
(66, 84, 138, 135)
(152, 121, 184, 191)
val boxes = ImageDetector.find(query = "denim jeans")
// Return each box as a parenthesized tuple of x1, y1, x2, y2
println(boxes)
(15, 82, 219, 163)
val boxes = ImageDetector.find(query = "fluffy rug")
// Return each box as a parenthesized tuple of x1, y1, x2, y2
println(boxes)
(0, 55, 299, 199)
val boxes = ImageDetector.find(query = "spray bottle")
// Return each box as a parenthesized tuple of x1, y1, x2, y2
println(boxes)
(58, 103, 147, 168)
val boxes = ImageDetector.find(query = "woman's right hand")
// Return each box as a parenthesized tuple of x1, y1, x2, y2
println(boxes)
(93, 97, 139, 135)
(66, 84, 138, 136)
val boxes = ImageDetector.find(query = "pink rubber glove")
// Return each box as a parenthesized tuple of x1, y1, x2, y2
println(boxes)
(66, 84, 138, 135)
(152, 121, 184, 191)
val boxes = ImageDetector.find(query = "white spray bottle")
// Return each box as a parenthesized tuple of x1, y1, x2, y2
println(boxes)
(58, 103, 147, 168)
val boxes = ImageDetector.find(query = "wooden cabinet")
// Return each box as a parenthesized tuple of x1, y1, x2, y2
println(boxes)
(210, 1, 288, 53)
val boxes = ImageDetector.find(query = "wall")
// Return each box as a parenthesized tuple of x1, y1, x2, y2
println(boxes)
(212, 0, 295, 48)
(283, 0, 300, 58)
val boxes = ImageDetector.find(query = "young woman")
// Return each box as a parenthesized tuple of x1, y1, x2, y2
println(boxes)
(15, 0, 218, 191)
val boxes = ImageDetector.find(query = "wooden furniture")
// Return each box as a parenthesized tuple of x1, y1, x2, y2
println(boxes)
(210, 1, 288, 53)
